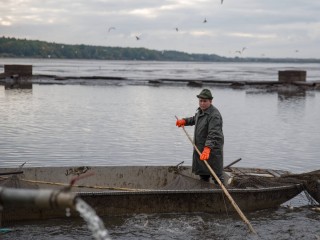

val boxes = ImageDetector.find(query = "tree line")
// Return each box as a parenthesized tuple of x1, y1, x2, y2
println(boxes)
(1, 36, 319, 63)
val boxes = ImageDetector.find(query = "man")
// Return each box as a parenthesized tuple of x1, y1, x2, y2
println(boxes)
(176, 89, 224, 183)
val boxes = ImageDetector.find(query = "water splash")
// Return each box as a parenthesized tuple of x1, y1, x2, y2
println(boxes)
(65, 207, 71, 217)
(75, 198, 111, 240)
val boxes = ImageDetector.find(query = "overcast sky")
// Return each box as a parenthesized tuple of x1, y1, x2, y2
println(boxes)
(1, 0, 320, 58)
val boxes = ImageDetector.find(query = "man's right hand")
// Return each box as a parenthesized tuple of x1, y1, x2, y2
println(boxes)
(176, 119, 186, 127)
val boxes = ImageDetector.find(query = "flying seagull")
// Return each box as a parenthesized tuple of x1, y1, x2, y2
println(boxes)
(203, 18, 207, 23)
(221, 0, 224, 4)
(135, 36, 141, 40)
(235, 47, 247, 55)
(175, 27, 179, 32)
(108, 27, 115, 32)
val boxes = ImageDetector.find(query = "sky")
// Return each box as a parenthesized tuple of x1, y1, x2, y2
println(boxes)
(1, 0, 320, 59)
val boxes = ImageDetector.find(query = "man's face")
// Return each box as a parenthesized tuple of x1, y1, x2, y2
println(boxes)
(198, 98, 212, 110)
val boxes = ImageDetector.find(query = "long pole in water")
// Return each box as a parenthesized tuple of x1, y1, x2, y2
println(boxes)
(175, 116, 256, 234)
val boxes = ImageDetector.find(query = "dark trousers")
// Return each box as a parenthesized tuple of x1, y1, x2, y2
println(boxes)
(200, 174, 224, 184)
(200, 175, 210, 182)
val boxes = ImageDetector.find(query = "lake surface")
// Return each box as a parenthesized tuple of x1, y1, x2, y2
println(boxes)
(0, 59, 319, 239)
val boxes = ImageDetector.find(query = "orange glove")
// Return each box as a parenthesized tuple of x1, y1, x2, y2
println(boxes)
(200, 147, 211, 161)
(176, 119, 186, 128)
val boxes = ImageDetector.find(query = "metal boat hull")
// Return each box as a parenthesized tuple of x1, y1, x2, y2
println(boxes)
(0, 165, 304, 224)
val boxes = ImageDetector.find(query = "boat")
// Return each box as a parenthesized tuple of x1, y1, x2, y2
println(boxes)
(0, 164, 314, 224)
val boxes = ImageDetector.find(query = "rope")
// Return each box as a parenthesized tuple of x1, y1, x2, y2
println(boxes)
(221, 190, 229, 217)
(302, 186, 318, 206)
(0, 176, 148, 192)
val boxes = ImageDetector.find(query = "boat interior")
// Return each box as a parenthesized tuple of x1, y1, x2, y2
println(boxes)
(0, 165, 295, 192)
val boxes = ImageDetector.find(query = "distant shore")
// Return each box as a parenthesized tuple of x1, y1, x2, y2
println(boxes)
(1, 37, 320, 63)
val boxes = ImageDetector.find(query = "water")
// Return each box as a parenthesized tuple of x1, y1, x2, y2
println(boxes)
(0, 84, 319, 173)
(0, 59, 319, 239)
(76, 198, 111, 240)
(2, 205, 320, 240)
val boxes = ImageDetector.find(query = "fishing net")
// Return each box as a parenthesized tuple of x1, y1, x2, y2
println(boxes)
(162, 167, 320, 205)
(162, 166, 303, 190)
(230, 170, 320, 205)
(161, 171, 302, 190)
(281, 170, 320, 205)
(230, 175, 302, 189)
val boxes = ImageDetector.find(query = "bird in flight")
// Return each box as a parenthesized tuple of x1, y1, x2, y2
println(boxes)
(221, 0, 224, 4)
(175, 27, 179, 32)
(108, 27, 115, 32)
(203, 18, 207, 23)
(135, 36, 141, 40)
(235, 47, 247, 55)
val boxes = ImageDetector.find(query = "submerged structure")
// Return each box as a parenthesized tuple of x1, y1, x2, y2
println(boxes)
(0, 64, 33, 89)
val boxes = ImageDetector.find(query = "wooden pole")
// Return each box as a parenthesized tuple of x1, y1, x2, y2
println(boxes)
(224, 158, 242, 169)
(175, 116, 257, 234)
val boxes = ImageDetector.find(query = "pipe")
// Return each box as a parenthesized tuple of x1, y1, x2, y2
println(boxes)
(0, 171, 23, 176)
(224, 158, 242, 169)
(0, 187, 77, 210)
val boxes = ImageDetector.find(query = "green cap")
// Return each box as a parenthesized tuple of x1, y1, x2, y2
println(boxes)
(197, 89, 213, 100)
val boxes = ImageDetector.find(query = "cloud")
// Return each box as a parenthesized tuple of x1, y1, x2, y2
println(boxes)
(0, 0, 319, 58)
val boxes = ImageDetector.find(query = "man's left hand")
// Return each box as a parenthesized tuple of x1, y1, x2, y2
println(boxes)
(200, 147, 211, 161)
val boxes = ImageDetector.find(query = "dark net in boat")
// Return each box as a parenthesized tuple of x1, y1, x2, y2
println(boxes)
(161, 172, 303, 190)
(160, 166, 320, 205)
(229, 175, 302, 189)
(231, 170, 320, 204)
(161, 171, 316, 191)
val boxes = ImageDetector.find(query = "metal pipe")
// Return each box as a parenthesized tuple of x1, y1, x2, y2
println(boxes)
(0, 171, 23, 176)
(0, 187, 77, 210)
(224, 158, 242, 169)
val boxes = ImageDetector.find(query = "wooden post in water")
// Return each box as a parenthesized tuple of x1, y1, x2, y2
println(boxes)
(278, 70, 306, 83)
(4, 64, 33, 89)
